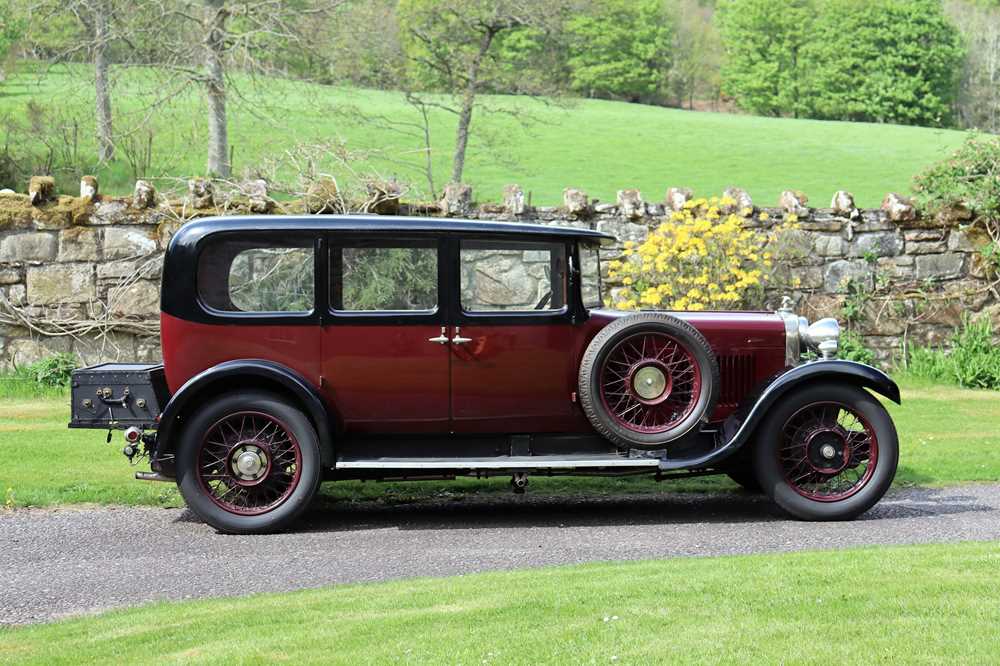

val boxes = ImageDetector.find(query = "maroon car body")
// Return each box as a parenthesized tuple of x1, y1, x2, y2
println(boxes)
(70, 215, 901, 533)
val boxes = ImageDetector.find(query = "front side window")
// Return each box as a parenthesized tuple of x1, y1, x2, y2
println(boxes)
(580, 242, 603, 309)
(198, 238, 314, 313)
(460, 240, 566, 312)
(330, 240, 438, 312)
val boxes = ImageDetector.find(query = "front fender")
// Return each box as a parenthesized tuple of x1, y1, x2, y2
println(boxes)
(154, 360, 337, 468)
(661, 360, 899, 471)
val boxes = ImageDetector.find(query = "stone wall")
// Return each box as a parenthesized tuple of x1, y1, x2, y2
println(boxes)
(0, 177, 995, 369)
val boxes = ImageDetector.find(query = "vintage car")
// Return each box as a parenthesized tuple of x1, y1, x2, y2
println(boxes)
(69, 215, 900, 533)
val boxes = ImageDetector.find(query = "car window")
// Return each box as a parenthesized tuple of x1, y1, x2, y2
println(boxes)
(460, 240, 566, 312)
(580, 242, 603, 309)
(198, 238, 314, 313)
(331, 240, 437, 312)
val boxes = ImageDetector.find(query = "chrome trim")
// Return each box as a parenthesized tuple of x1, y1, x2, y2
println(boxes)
(135, 471, 173, 482)
(777, 310, 802, 367)
(428, 326, 449, 344)
(804, 318, 841, 359)
(336, 455, 661, 470)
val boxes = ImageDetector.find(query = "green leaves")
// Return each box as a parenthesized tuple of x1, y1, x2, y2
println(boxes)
(565, 0, 674, 102)
(717, 0, 964, 127)
(716, 0, 815, 117)
(804, 0, 963, 127)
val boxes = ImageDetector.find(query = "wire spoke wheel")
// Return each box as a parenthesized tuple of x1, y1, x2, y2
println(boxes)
(598, 331, 702, 434)
(197, 410, 302, 516)
(778, 401, 878, 502)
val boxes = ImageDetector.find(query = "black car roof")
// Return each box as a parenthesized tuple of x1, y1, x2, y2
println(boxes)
(169, 214, 616, 249)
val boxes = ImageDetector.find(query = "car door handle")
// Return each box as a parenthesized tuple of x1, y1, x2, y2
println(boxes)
(428, 327, 449, 345)
(451, 327, 472, 345)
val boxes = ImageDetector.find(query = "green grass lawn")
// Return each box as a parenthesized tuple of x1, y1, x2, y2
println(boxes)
(1, 540, 998, 663)
(0, 64, 969, 206)
(1, 378, 997, 510)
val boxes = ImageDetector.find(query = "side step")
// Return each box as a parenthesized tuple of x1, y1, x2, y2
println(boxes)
(335, 453, 661, 471)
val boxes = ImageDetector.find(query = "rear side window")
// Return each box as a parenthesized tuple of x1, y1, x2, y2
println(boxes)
(198, 238, 314, 313)
(460, 240, 567, 312)
(330, 240, 438, 312)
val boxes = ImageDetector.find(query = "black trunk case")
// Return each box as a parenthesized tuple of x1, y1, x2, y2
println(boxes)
(69, 363, 170, 429)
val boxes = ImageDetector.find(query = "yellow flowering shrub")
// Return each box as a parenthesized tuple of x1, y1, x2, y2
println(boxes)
(608, 196, 795, 311)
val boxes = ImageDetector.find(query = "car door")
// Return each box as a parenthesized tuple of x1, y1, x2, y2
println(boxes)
(448, 237, 580, 433)
(320, 235, 450, 433)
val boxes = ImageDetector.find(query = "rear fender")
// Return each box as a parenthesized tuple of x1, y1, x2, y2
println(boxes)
(154, 360, 337, 468)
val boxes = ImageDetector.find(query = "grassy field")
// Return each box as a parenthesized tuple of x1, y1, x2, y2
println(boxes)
(1, 378, 997, 509)
(1, 540, 998, 663)
(0, 64, 969, 206)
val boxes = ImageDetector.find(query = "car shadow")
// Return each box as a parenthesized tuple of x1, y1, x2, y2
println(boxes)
(287, 486, 994, 533)
(170, 486, 995, 533)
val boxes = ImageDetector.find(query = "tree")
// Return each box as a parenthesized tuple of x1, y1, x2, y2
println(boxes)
(397, 0, 565, 185)
(0, 2, 25, 82)
(667, 0, 722, 109)
(947, 0, 1000, 132)
(716, 0, 814, 117)
(564, 0, 674, 103)
(804, 0, 963, 127)
(141, 0, 345, 179)
(26, 0, 127, 161)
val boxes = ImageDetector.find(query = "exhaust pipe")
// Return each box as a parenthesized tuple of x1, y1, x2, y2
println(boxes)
(135, 471, 173, 483)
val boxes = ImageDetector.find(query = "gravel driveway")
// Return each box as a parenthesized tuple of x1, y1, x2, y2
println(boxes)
(3, 484, 1000, 626)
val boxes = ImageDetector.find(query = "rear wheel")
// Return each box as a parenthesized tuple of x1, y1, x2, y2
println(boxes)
(176, 391, 321, 534)
(753, 383, 898, 521)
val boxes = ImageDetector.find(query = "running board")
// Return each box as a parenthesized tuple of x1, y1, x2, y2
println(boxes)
(335, 454, 661, 471)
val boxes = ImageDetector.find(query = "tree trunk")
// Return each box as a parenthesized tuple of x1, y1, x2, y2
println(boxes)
(449, 29, 494, 185)
(204, 0, 231, 178)
(93, 1, 114, 162)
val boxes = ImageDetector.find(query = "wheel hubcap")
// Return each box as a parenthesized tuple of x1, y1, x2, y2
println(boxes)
(633, 366, 668, 400)
(231, 444, 268, 482)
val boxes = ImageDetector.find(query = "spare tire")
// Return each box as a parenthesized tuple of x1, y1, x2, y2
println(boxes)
(578, 313, 719, 450)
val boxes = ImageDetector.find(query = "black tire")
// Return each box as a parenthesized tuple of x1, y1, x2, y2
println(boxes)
(175, 390, 322, 534)
(753, 382, 898, 521)
(578, 312, 720, 449)
(725, 468, 763, 493)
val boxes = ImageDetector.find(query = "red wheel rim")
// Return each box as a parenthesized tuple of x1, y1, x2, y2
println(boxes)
(197, 411, 302, 516)
(778, 402, 878, 502)
(599, 331, 702, 434)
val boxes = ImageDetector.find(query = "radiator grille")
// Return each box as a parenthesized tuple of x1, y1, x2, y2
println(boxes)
(718, 354, 756, 408)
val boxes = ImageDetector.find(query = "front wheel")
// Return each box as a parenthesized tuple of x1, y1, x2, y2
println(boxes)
(753, 382, 898, 521)
(175, 390, 321, 534)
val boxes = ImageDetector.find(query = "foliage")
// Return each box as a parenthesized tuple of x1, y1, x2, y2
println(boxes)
(804, 0, 964, 128)
(716, 0, 814, 117)
(608, 196, 795, 311)
(913, 134, 1000, 276)
(838, 330, 875, 365)
(904, 315, 1000, 390)
(0, 352, 77, 398)
(340, 247, 437, 311)
(0, 2, 24, 76)
(24, 352, 78, 387)
(914, 134, 1000, 221)
(717, 0, 963, 127)
(565, 0, 674, 102)
(947, 0, 1000, 133)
